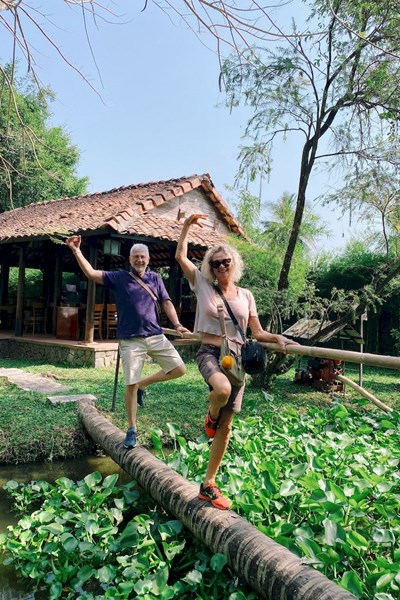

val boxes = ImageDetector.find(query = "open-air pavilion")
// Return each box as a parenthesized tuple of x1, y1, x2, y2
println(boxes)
(0, 173, 244, 367)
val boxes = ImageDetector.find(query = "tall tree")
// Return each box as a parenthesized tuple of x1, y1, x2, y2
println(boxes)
(0, 69, 88, 212)
(222, 0, 400, 290)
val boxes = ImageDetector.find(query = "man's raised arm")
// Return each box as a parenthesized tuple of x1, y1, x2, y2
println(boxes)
(66, 235, 104, 285)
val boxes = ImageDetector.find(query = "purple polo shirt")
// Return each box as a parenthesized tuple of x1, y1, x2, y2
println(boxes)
(102, 268, 170, 339)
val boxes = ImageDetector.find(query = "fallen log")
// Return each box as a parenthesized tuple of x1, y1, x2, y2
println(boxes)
(79, 400, 355, 600)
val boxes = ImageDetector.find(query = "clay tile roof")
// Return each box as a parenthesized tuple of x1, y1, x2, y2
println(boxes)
(123, 214, 225, 247)
(0, 174, 245, 243)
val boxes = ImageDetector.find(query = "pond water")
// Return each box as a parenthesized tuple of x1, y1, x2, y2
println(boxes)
(0, 455, 132, 600)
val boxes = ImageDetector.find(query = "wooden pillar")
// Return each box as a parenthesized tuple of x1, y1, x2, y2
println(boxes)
(15, 245, 26, 336)
(167, 247, 182, 307)
(51, 250, 62, 335)
(42, 241, 52, 304)
(0, 254, 11, 330)
(84, 241, 98, 343)
(0, 253, 10, 304)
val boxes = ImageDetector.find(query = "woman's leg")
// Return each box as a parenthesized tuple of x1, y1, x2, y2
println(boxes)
(207, 372, 232, 420)
(203, 406, 234, 485)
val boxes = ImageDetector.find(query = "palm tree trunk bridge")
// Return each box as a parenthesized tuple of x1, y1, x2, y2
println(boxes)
(79, 401, 355, 600)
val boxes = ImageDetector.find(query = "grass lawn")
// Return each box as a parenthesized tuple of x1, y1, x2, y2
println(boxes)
(0, 356, 399, 464)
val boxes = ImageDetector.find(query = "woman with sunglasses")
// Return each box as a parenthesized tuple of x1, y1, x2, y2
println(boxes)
(176, 213, 293, 510)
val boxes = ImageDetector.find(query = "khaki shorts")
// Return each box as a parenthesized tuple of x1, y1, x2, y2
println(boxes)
(196, 344, 245, 413)
(120, 335, 184, 385)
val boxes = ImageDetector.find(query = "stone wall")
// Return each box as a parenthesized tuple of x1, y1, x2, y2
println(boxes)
(0, 338, 199, 368)
(0, 339, 118, 368)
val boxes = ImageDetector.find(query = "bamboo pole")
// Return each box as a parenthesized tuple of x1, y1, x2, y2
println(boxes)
(261, 343, 400, 371)
(337, 374, 393, 413)
(171, 333, 400, 370)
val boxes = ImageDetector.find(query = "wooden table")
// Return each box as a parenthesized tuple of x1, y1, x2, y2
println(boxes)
(56, 306, 81, 340)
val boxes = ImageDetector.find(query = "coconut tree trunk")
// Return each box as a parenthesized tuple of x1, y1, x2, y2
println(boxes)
(79, 400, 355, 600)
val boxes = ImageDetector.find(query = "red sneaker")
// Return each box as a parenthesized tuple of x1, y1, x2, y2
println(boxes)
(204, 411, 219, 438)
(198, 482, 231, 510)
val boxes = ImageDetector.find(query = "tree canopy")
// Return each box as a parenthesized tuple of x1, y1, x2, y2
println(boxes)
(223, 0, 400, 290)
(0, 70, 88, 213)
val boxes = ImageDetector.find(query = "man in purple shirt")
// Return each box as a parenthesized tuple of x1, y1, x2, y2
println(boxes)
(66, 235, 188, 449)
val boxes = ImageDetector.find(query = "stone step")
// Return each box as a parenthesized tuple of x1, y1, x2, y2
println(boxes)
(47, 394, 97, 405)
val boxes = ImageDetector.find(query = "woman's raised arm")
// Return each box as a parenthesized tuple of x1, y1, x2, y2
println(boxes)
(175, 213, 208, 286)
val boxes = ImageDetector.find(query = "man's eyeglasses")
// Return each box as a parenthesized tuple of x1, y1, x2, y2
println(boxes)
(210, 258, 231, 269)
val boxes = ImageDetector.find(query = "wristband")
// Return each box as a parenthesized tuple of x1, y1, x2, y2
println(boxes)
(173, 323, 182, 329)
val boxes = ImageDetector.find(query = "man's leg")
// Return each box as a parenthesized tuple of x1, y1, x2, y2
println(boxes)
(120, 339, 146, 449)
(138, 335, 186, 390)
(138, 363, 186, 389)
(124, 383, 139, 428)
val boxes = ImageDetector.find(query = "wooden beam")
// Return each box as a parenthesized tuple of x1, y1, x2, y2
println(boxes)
(79, 400, 356, 600)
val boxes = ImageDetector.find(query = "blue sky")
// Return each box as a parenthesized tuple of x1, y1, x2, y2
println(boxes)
(3, 2, 354, 250)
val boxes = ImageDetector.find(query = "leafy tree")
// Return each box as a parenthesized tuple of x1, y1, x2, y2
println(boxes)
(223, 0, 400, 291)
(324, 164, 400, 258)
(314, 240, 386, 295)
(0, 69, 88, 212)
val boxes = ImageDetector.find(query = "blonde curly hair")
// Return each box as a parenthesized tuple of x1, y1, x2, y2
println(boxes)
(200, 243, 244, 283)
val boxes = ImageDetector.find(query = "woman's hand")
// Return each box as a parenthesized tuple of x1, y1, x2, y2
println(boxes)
(274, 334, 299, 353)
(184, 213, 208, 228)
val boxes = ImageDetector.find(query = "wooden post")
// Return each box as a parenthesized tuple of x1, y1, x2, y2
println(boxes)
(51, 250, 62, 335)
(84, 241, 98, 343)
(15, 245, 25, 336)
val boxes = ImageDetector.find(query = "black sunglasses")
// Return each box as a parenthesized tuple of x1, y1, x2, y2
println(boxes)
(210, 258, 231, 269)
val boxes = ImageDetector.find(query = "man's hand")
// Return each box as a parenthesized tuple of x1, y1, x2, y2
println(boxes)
(176, 324, 191, 336)
(66, 235, 81, 254)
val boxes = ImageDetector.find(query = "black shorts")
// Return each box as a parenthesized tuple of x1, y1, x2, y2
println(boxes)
(196, 344, 245, 413)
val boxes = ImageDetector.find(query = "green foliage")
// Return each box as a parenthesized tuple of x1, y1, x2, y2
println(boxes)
(260, 193, 331, 254)
(226, 189, 330, 327)
(0, 473, 256, 599)
(314, 241, 386, 293)
(163, 397, 400, 599)
(0, 68, 88, 213)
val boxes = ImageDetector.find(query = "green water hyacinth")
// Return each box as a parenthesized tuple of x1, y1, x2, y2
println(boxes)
(0, 471, 256, 599)
(158, 399, 400, 599)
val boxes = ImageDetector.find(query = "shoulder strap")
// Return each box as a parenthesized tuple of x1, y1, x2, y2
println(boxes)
(130, 272, 161, 312)
(213, 285, 246, 343)
(214, 292, 227, 338)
